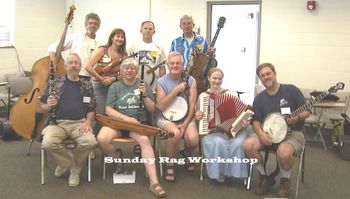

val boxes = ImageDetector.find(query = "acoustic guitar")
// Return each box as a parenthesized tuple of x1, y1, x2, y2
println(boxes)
(189, 16, 226, 96)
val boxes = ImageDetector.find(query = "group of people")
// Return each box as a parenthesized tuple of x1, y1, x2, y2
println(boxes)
(40, 12, 311, 198)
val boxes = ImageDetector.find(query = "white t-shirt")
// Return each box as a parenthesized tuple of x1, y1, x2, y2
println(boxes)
(48, 32, 101, 77)
(128, 41, 167, 91)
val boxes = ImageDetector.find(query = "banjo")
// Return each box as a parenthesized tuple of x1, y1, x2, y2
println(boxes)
(263, 82, 345, 144)
(162, 69, 190, 122)
(140, 61, 166, 86)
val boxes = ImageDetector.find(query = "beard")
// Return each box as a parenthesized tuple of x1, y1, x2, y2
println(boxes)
(264, 80, 273, 88)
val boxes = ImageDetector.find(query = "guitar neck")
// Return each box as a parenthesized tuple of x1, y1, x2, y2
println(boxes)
(146, 61, 166, 74)
(209, 27, 222, 49)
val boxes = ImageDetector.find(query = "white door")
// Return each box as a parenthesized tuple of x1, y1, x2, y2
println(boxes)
(208, 3, 260, 105)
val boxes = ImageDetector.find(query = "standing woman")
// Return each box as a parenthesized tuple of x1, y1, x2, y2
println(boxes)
(97, 58, 166, 198)
(195, 68, 252, 182)
(86, 28, 128, 115)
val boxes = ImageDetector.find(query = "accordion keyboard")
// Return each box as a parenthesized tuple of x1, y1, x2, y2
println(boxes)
(199, 94, 210, 135)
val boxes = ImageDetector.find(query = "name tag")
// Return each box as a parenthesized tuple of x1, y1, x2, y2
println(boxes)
(281, 107, 291, 115)
(134, 89, 140, 95)
(83, 96, 91, 103)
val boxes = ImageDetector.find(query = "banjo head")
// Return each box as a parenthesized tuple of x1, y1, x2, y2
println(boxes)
(162, 96, 188, 122)
(262, 113, 288, 143)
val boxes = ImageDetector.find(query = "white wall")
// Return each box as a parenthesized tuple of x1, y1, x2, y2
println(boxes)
(1, 0, 350, 93)
(259, 0, 350, 92)
(0, 0, 66, 79)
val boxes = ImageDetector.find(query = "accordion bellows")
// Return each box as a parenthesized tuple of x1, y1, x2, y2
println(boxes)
(199, 90, 253, 137)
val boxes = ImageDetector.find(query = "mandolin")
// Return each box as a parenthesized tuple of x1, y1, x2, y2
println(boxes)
(95, 52, 138, 77)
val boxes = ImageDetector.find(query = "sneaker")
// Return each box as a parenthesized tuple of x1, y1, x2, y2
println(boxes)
(254, 174, 275, 195)
(68, 168, 80, 187)
(54, 165, 68, 177)
(216, 174, 226, 183)
(277, 177, 291, 197)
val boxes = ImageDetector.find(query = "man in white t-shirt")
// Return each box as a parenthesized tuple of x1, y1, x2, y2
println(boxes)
(129, 21, 167, 92)
(48, 13, 101, 78)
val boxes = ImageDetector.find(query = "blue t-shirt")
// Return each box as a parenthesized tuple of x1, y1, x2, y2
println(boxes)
(156, 73, 194, 101)
(252, 84, 306, 131)
(56, 80, 85, 120)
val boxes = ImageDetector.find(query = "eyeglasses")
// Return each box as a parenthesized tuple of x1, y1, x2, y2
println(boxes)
(168, 62, 183, 66)
(66, 61, 81, 66)
(123, 66, 136, 71)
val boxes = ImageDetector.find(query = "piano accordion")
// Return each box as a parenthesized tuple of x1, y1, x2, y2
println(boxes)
(198, 91, 254, 138)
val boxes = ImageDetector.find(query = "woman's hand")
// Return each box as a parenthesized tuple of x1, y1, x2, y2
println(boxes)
(195, 111, 203, 120)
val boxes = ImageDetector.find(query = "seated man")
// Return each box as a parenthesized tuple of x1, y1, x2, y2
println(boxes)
(155, 52, 199, 182)
(243, 63, 310, 197)
(41, 53, 97, 187)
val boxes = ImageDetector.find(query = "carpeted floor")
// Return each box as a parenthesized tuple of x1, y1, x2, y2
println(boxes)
(0, 133, 349, 199)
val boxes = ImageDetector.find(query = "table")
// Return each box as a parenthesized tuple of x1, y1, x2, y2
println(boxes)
(306, 101, 346, 151)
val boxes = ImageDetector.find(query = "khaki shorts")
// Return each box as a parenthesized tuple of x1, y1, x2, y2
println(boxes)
(251, 130, 305, 157)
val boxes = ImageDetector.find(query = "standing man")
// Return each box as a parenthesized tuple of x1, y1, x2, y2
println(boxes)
(242, 63, 311, 197)
(170, 15, 214, 69)
(48, 12, 101, 78)
(129, 20, 167, 92)
(41, 53, 97, 187)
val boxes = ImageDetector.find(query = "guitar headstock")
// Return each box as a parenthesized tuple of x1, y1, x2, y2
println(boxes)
(217, 16, 226, 29)
(65, 5, 76, 24)
(328, 82, 345, 93)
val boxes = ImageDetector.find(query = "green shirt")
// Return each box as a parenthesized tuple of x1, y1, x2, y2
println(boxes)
(106, 79, 154, 122)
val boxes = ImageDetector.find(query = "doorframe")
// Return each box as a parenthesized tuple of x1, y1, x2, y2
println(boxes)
(207, 1, 262, 98)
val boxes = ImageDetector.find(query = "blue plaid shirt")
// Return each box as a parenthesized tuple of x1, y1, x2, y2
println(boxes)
(170, 33, 209, 68)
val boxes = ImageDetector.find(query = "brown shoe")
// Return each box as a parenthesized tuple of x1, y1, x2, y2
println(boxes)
(254, 174, 275, 195)
(278, 177, 291, 197)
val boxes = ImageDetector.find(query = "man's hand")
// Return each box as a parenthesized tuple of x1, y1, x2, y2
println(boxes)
(46, 95, 58, 108)
(286, 115, 299, 125)
(259, 132, 272, 146)
(79, 120, 92, 134)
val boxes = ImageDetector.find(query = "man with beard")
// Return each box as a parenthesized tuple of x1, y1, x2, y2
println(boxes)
(40, 53, 97, 187)
(242, 63, 310, 197)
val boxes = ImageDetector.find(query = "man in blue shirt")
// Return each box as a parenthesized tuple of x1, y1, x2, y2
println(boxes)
(170, 15, 215, 69)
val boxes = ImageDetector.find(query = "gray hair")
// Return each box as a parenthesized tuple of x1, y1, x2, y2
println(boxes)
(180, 15, 194, 25)
(121, 58, 139, 72)
(65, 53, 81, 65)
(85, 12, 101, 26)
(167, 51, 184, 63)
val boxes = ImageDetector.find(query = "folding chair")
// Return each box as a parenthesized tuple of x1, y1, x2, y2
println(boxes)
(41, 139, 92, 184)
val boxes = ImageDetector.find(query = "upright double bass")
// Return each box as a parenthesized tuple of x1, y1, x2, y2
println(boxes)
(9, 5, 76, 139)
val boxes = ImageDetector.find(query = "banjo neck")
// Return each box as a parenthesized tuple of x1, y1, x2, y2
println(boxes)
(290, 83, 345, 118)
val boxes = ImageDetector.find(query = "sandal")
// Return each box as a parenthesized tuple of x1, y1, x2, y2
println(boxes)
(164, 164, 176, 183)
(133, 144, 141, 158)
(180, 149, 195, 172)
(149, 183, 167, 198)
(115, 148, 124, 174)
